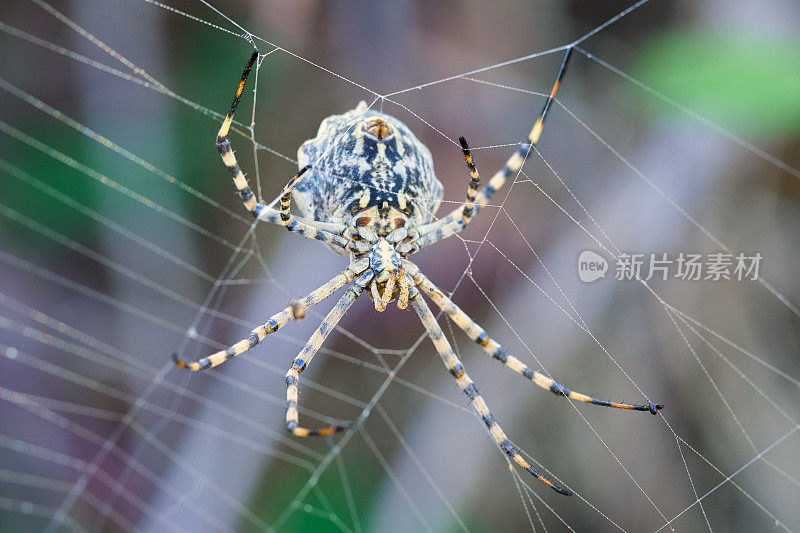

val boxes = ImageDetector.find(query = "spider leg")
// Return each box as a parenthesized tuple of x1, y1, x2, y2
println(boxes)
(173, 258, 370, 371)
(413, 47, 573, 251)
(215, 50, 351, 252)
(410, 136, 481, 250)
(408, 284, 571, 496)
(286, 270, 374, 437)
(216, 50, 260, 214)
(272, 166, 352, 250)
(457, 136, 482, 226)
(279, 165, 309, 224)
(407, 263, 662, 415)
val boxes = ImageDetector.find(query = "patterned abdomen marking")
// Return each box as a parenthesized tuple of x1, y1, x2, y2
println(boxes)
(294, 101, 443, 227)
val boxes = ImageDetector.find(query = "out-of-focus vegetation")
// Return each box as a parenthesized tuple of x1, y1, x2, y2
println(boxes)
(633, 31, 800, 136)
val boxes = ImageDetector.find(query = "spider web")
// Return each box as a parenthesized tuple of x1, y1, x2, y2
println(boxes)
(1, 0, 799, 531)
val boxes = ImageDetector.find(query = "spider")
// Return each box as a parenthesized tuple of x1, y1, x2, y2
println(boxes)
(174, 46, 663, 497)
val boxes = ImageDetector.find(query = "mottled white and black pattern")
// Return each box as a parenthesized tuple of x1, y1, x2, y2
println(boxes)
(294, 101, 443, 227)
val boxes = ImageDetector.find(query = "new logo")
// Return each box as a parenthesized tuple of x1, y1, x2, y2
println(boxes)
(578, 250, 608, 283)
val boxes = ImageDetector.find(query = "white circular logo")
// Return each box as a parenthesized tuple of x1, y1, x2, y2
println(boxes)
(578, 250, 608, 283)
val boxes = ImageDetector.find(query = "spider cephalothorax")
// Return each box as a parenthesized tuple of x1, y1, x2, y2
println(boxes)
(174, 47, 662, 497)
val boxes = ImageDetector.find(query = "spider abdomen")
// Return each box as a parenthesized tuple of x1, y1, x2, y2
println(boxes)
(294, 101, 443, 229)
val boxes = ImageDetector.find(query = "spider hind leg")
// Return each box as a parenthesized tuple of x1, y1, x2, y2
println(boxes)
(412, 47, 574, 252)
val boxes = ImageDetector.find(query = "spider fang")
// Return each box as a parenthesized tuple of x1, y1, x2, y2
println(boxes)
(380, 270, 397, 308)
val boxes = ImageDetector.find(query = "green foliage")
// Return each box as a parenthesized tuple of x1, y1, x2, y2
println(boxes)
(0, 123, 98, 255)
(245, 453, 383, 533)
(632, 31, 800, 138)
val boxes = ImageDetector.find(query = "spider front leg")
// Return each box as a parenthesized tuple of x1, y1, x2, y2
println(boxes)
(408, 285, 571, 496)
(412, 136, 482, 250)
(215, 50, 351, 252)
(173, 258, 370, 371)
(285, 270, 374, 437)
(407, 264, 662, 414)
(413, 47, 573, 251)
(216, 50, 260, 214)
(275, 166, 351, 250)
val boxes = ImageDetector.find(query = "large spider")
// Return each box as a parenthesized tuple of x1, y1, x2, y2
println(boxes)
(174, 47, 662, 496)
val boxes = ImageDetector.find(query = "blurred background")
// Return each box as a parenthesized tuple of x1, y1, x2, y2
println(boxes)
(1, 0, 799, 531)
